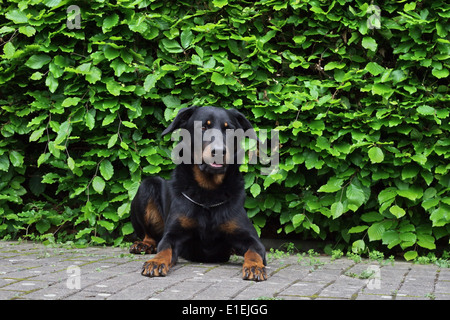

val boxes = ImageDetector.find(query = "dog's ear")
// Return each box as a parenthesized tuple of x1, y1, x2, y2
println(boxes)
(162, 106, 199, 136)
(228, 109, 259, 142)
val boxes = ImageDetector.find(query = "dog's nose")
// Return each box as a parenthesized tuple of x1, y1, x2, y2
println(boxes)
(211, 147, 225, 157)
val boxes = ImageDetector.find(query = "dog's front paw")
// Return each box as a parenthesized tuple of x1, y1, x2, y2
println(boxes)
(130, 241, 156, 254)
(141, 248, 172, 277)
(142, 260, 169, 277)
(242, 250, 267, 281)
(242, 263, 267, 281)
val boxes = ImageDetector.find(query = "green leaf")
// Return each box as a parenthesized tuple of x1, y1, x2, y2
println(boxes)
(250, 183, 261, 198)
(432, 68, 449, 79)
(161, 95, 181, 109)
(92, 176, 106, 193)
(362, 36, 377, 52)
(292, 214, 305, 228)
(36, 220, 51, 234)
(399, 232, 416, 243)
(368, 146, 384, 163)
(102, 113, 116, 126)
(37, 153, 49, 167)
(103, 46, 119, 61)
(4, 42, 15, 59)
(417, 105, 435, 115)
(98, 220, 115, 231)
(397, 186, 423, 201)
(411, 153, 427, 165)
(0, 155, 10, 172)
(378, 187, 397, 204)
(401, 164, 420, 180)
(121, 121, 137, 129)
(62, 97, 81, 107)
(29, 127, 45, 142)
(352, 239, 366, 254)
(5, 10, 28, 24)
(310, 223, 320, 234)
(67, 157, 75, 171)
(108, 134, 118, 148)
(346, 182, 365, 210)
(390, 70, 407, 84)
(318, 177, 344, 193)
(9, 150, 24, 167)
(127, 13, 147, 33)
(161, 39, 184, 53)
(368, 222, 385, 241)
(180, 29, 194, 49)
(19, 25, 36, 37)
(372, 83, 393, 96)
(417, 234, 436, 250)
(324, 61, 346, 71)
(120, 141, 129, 150)
(55, 120, 71, 145)
(105, 78, 121, 96)
(430, 207, 449, 227)
(100, 160, 114, 180)
(117, 202, 130, 218)
(331, 201, 344, 219)
(121, 222, 134, 236)
(213, 0, 228, 8)
(389, 205, 406, 218)
(382, 230, 400, 248)
(211, 72, 225, 85)
(144, 74, 158, 91)
(25, 54, 51, 69)
(102, 14, 119, 32)
(46, 73, 58, 92)
(404, 251, 418, 261)
(365, 62, 385, 76)
(91, 236, 106, 244)
(348, 225, 369, 234)
(42, 172, 60, 184)
(404, 2, 416, 11)
(86, 67, 102, 84)
(84, 109, 97, 130)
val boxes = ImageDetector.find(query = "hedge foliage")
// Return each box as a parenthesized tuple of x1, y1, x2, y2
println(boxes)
(0, 0, 449, 259)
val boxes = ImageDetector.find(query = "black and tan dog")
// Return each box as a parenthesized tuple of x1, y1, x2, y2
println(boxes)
(129, 106, 267, 281)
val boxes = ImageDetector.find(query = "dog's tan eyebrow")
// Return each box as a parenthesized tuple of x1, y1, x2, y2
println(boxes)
(206, 120, 211, 125)
(224, 122, 228, 127)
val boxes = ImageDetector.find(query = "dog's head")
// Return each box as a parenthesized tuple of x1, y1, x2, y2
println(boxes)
(162, 106, 258, 175)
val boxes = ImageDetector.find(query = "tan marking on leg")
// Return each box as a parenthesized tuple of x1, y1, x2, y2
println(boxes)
(144, 199, 164, 234)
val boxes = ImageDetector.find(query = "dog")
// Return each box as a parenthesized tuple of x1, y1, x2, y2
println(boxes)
(129, 106, 267, 281)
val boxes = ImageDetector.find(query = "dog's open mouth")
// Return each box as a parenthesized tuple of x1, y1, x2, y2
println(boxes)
(208, 163, 224, 168)
(200, 162, 227, 173)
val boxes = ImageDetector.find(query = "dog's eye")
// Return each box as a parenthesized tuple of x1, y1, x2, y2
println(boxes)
(203, 120, 211, 130)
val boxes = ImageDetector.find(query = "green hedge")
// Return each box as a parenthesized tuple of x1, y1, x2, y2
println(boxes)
(0, 0, 449, 259)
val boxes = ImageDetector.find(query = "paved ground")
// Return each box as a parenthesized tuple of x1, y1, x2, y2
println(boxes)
(0, 240, 449, 300)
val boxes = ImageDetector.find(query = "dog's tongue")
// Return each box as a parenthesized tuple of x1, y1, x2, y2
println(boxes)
(210, 163, 223, 168)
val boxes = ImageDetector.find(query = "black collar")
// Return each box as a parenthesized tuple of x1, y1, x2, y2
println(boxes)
(181, 192, 227, 210)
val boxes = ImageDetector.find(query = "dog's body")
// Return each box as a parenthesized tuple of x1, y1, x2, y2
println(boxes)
(130, 106, 267, 281)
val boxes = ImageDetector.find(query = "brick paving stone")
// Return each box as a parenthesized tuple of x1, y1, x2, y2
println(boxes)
(193, 279, 251, 300)
(1, 240, 449, 300)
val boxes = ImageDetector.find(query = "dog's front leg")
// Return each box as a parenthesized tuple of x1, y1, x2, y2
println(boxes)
(231, 233, 268, 281)
(141, 232, 182, 277)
